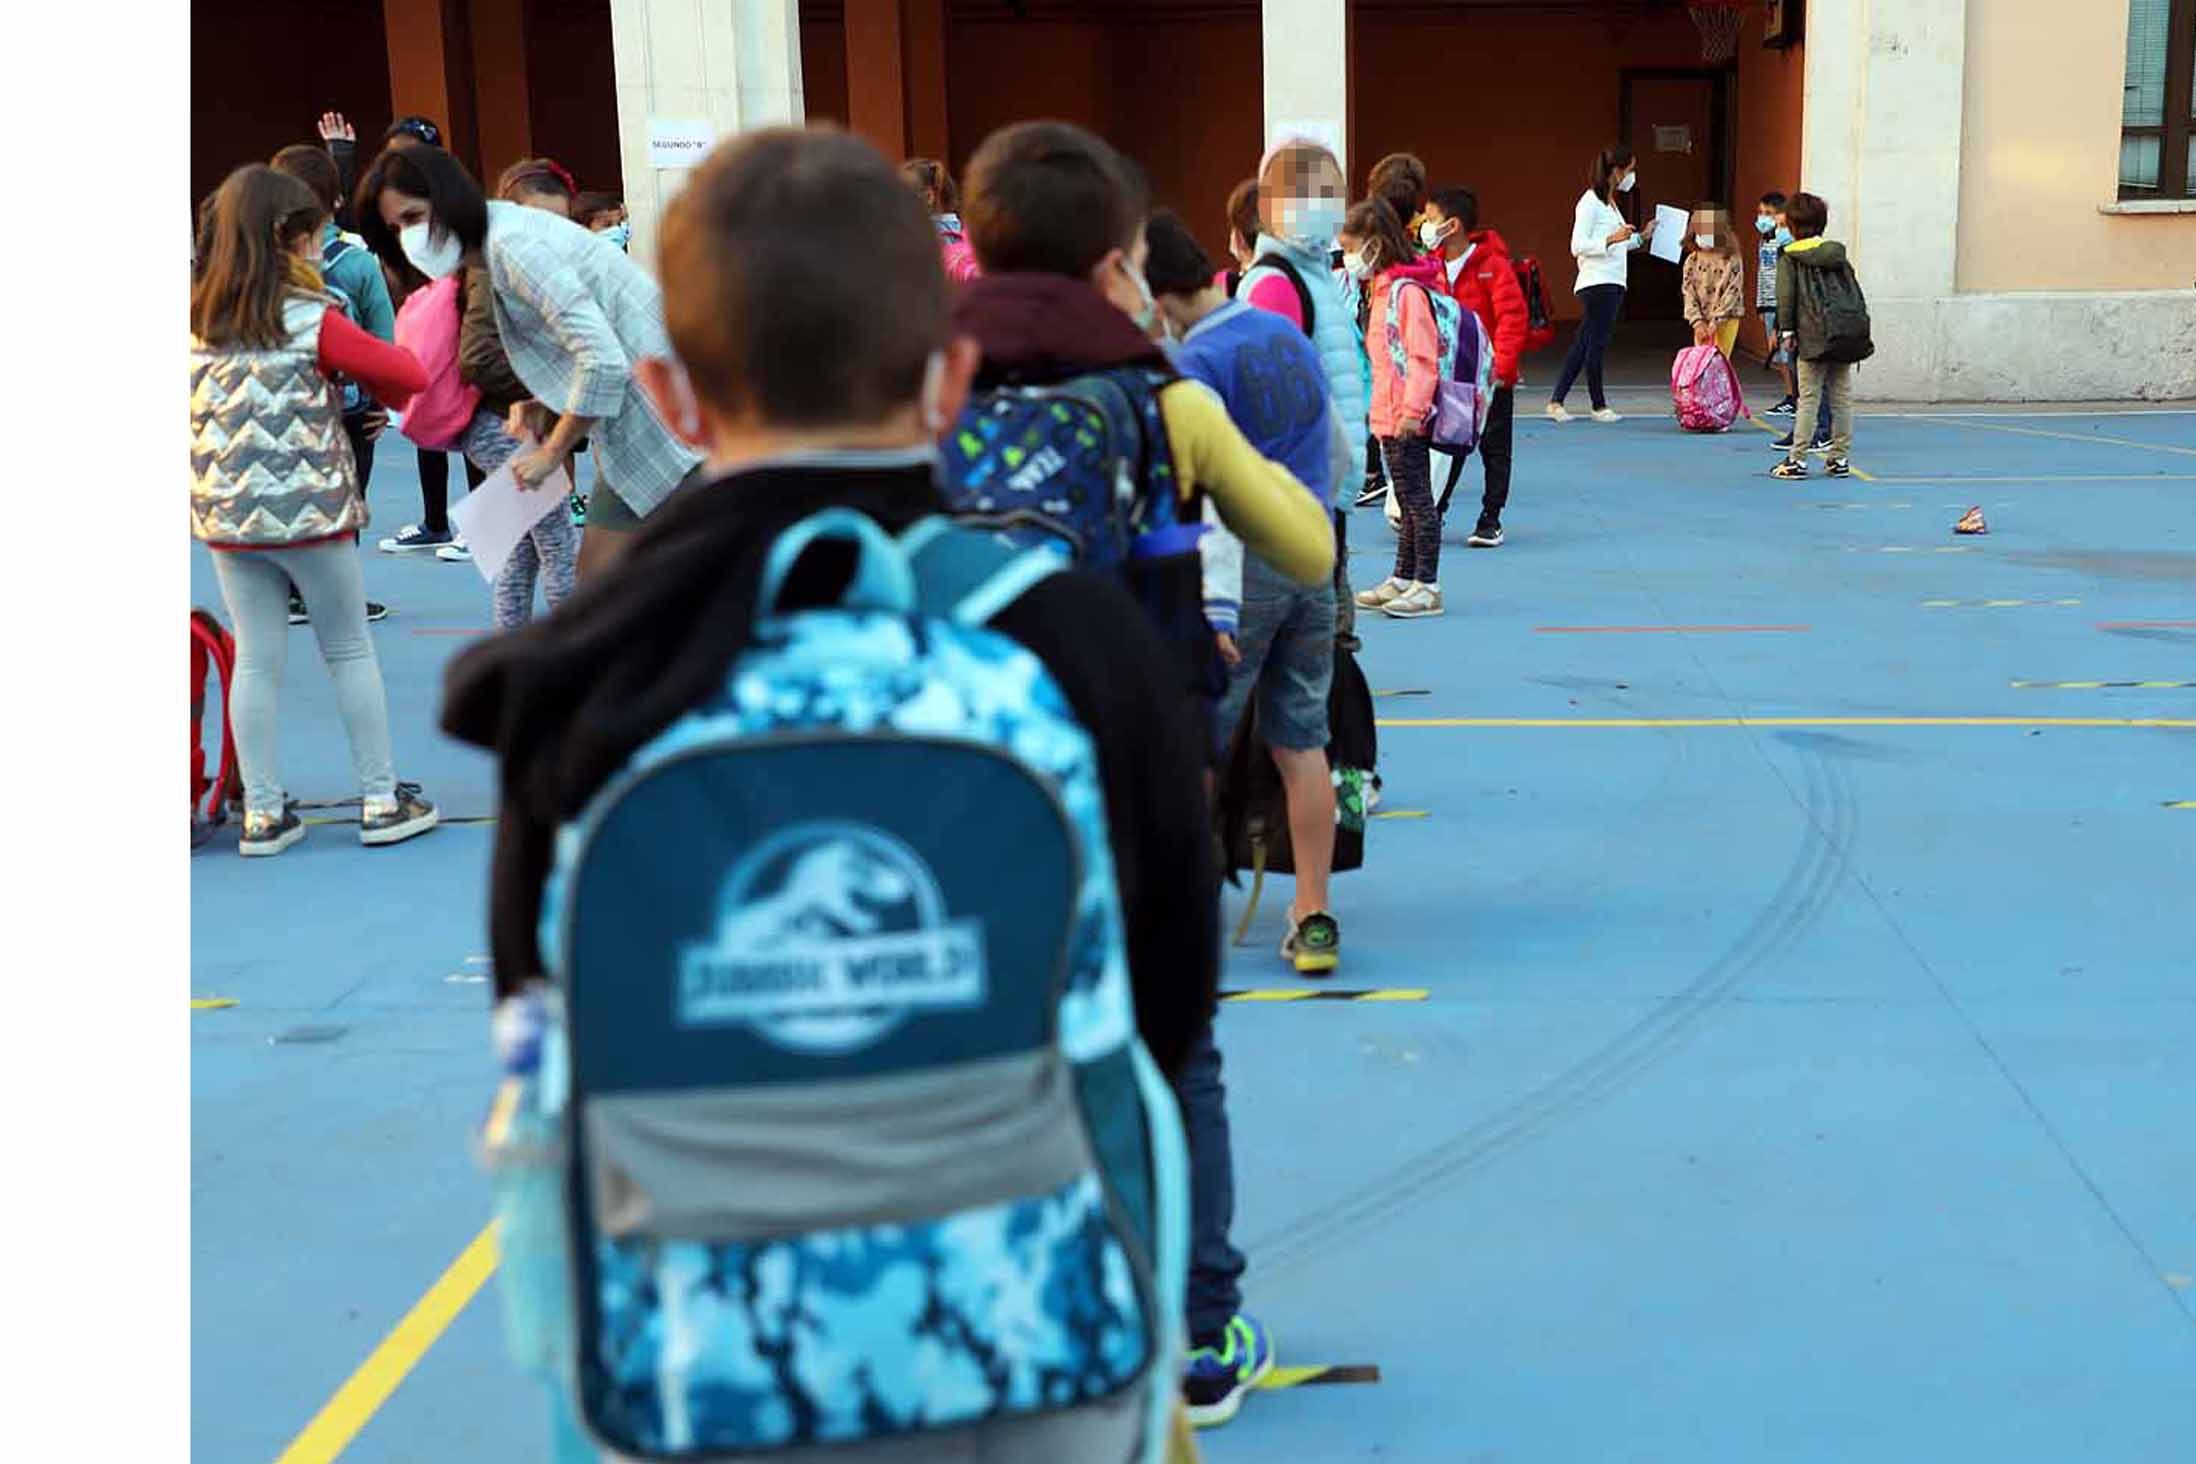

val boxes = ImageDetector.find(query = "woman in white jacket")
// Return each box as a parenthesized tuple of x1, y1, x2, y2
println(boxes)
(1547, 146, 1656, 423)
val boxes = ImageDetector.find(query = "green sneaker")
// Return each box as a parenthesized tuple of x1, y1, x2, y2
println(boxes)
(1281, 910, 1340, 977)
(1182, 1314, 1276, 1427)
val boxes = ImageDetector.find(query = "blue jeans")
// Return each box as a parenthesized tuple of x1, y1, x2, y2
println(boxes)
(1551, 283, 1625, 411)
(1174, 1020, 1244, 1343)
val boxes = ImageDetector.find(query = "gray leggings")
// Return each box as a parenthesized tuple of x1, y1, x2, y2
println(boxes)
(461, 413, 580, 629)
(210, 539, 398, 818)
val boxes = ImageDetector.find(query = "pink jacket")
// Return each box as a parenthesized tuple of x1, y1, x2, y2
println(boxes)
(1366, 256, 1446, 439)
(936, 217, 981, 284)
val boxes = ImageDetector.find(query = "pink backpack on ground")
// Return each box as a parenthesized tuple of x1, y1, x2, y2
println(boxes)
(393, 276, 481, 451)
(1671, 344, 1747, 433)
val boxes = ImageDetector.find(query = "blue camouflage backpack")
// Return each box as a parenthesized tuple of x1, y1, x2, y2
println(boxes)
(937, 367, 1199, 569)
(512, 510, 1190, 1461)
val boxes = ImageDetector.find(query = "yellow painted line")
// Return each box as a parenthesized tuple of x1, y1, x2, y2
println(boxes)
(191, 997, 237, 1011)
(1903, 415, 2196, 459)
(274, 1223, 499, 1464)
(1223, 989, 1320, 1002)
(2165, 801, 2196, 810)
(1370, 809, 1429, 820)
(1849, 464, 1879, 481)
(1378, 717, 2196, 729)
(1355, 989, 1432, 1002)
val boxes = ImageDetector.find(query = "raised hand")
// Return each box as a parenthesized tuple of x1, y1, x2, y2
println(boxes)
(317, 111, 356, 144)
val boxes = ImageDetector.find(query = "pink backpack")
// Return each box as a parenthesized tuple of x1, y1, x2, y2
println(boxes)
(1671, 344, 1747, 433)
(393, 276, 481, 451)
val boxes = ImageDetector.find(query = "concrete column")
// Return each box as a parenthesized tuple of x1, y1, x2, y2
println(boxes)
(609, 0, 805, 271)
(471, 0, 534, 188)
(1801, 0, 1969, 397)
(1261, 0, 1351, 175)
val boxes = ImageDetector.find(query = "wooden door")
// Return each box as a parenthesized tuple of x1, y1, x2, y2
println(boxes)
(1620, 71, 1724, 321)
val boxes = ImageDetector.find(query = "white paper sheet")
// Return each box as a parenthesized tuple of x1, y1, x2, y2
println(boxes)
(648, 117, 716, 170)
(1648, 204, 1689, 264)
(450, 460, 570, 584)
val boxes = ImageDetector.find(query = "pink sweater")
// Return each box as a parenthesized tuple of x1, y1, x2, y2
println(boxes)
(1366, 256, 1446, 438)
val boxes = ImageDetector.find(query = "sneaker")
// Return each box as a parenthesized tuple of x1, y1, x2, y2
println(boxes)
(1354, 577, 1409, 610)
(287, 596, 309, 626)
(1769, 431, 1797, 451)
(1382, 584, 1444, 619)
(434, 539, 474, 563)
(1589, 407, 1623, 424)
(568, 493, 588, 527)
(1826, 457, 1853, 478)
(1281, 910, 1340, 976)
(378, 523, 455, 553)
(1182, 1314, 1276, 1429)
(1467, 522, 1505, 548)
(360, 787, 439, 847)
(1770, 459, 1809, 480)
(1545, 401, 1574, 424)
(1353, 482, 1388, 509)
(1766, 396, 1797, 417)
(365, 601, 390, 623)
(240, 806, 306, 858)
(1807, 435, 1835, 457)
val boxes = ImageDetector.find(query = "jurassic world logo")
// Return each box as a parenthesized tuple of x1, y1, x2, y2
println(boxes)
(677, 822, 986, 1052)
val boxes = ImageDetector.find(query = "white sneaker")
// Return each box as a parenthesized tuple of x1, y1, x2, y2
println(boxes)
(1545, 402, 1574, 424)
(1589, 407, 1624, 424)
(435, 539, 473, 563)
(1354, 577, 1409, 610)
(1382, 584, 1444, 619)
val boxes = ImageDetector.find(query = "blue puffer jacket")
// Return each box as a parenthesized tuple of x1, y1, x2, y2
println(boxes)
(1245, 232, 1368, 439)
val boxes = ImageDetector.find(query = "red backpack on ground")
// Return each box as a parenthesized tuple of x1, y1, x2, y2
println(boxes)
(1514, 256, 1557, 354)
(192, 608, 241, 839)
(1671, 344, 1748, 433)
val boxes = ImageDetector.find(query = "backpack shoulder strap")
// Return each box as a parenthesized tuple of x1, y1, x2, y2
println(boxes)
(901, 517, 1064, 627)
(1249, 253, 1317, 338)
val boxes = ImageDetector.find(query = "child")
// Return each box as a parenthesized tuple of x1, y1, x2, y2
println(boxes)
(497, 157, 577, 217)
(1421, 185, 1527, 547)
(901, 156, 981, 282)
(954, 120, 1338, 1432)
(1771, 191, 1863, 480)
(1755, 190, 1796, 414)
(1682, 205, 1747, 360)
(440, 124, 1222, 1458)
(189, 164, 439, 856)
(1220, 176, 1259, 293)
(1344, 199, 1448, 620)
(1146, 206, 1348, 978)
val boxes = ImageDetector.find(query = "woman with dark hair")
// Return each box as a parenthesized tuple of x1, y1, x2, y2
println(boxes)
(357, 144, 700, 578)
(1547, 144, 1655, 424)
(190, 164, 438, 856)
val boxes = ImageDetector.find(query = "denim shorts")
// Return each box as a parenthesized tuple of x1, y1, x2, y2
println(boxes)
(1214, 557, 1337, 754)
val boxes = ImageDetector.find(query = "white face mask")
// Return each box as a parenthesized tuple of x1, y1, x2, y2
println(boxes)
(1617, 170, 1637, 194)
(919, 348, 949, 434)
(1418, 219, 1450, 252)
(399, 221, 463, 280)
(1694, 233, 1716, 250)
(1343, 250, 1373, 281)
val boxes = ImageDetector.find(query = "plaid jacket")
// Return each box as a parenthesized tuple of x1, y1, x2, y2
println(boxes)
(482, 202, 700, 516)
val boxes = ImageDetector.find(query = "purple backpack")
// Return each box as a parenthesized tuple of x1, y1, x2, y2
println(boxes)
(1383, 280, 1494, 455)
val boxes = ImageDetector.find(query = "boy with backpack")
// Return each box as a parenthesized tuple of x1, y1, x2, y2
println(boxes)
(442, 125, 1217, 1463)
(1420, 186, 1528, 548)
(1770, 192, 1872, 480)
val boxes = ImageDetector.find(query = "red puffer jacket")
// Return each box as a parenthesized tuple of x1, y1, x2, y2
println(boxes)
(1439, 229, 1528, 388)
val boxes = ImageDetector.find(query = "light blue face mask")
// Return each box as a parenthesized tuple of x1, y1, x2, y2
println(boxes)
(1755, 215, 1776, 237)
(604, 221, 632, 251)
(1278, 196, 1347, 250)
(1774, 226, 1794, 247)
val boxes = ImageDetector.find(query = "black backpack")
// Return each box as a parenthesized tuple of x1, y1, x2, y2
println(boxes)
(1805, 262, 1876, 364)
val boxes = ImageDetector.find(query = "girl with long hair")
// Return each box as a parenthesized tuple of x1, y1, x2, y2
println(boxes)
(189, 164, 438, 856)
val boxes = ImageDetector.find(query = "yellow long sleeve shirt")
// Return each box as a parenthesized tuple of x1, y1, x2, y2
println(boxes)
(1156, 379, 1335, 587)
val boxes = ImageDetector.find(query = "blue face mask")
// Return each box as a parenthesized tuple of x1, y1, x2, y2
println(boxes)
(604, 221, 632, 251)
(1278, 196, 1347, 250)
(1755, 215, 1776, 237)
(1774, 226, 1794, 247)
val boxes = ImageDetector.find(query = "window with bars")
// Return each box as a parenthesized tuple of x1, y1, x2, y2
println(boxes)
(2121, 0, 2196, 197)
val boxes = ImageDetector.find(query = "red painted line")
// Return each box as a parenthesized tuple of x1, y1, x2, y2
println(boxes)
(2097, 620, 2196, 630)
(410, 628, 491, 637)
(1532, 625, 1813, 634)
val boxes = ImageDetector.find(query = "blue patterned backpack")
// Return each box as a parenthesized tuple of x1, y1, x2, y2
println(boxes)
(1384, 279, 1495, 455)
(505, 510, 1190, 1461)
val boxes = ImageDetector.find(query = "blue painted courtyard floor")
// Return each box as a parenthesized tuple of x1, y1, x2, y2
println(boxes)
(192, 396, 2196, 1463)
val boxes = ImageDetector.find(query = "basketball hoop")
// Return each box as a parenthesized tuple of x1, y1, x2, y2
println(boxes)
(1687, 0, 1751, 63)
